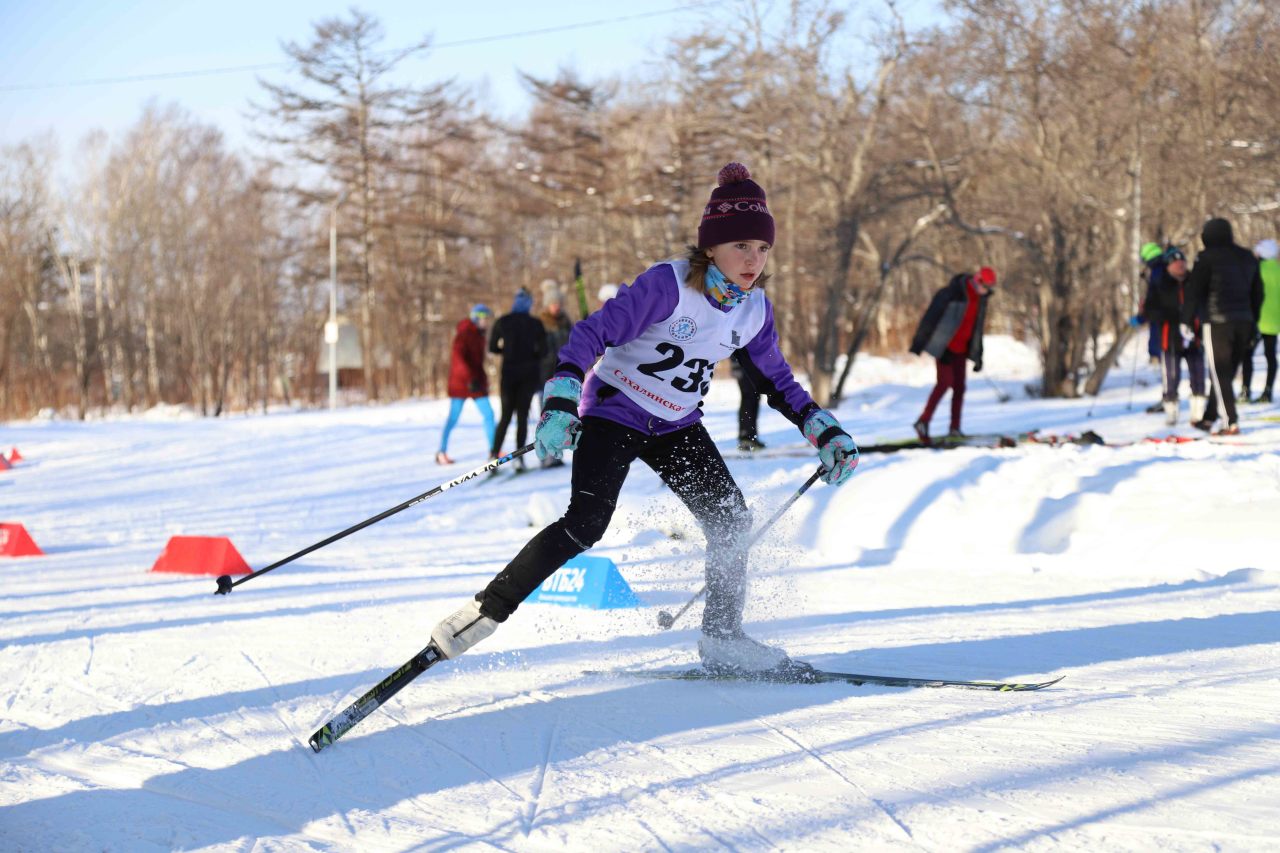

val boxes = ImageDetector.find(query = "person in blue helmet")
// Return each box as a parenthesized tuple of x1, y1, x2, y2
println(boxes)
(487, 287, 547, 470)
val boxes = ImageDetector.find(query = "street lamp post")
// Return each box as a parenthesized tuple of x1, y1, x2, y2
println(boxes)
(327, 190, 349, 410)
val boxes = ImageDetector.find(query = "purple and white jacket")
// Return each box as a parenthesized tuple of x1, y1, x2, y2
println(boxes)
(554, 260, 819, 435)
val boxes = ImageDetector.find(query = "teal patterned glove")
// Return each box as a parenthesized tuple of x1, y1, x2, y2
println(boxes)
(536, 376, 583, 461)
(802, 409, 859, 486)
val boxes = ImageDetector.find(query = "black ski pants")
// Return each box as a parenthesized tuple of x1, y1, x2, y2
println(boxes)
(1203, 320, 1255, 426)
(491, 370, 541, 456)
(479, 416, 753, 636)
(1262, 334, 1278, 399)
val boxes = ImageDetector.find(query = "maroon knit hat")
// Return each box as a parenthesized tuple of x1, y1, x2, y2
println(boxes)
(697, 162, 775, 248)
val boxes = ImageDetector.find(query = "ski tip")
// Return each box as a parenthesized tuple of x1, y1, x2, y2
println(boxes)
(308, 728, 336, 752)
(1003, 675, 1065, 691)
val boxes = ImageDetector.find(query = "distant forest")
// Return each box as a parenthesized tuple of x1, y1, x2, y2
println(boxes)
(2, 0, 1277, 418)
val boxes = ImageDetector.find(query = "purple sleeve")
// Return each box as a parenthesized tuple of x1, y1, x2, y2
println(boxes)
(738, 297, 820, 428)
(553, 264, 680, 381)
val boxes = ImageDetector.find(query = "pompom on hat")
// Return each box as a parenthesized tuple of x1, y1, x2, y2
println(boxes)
(512, 287, 534, 313)
(697, 162, 775, 248)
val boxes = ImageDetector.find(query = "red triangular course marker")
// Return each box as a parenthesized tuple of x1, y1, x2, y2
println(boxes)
(151, 536, 251, 576)
(8, 448, 23, 463)
(0, 523, 44, 557)
(0, 456, 10, 471)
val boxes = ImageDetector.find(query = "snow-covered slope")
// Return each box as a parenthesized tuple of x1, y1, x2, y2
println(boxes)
(3, 338, 1279, 851)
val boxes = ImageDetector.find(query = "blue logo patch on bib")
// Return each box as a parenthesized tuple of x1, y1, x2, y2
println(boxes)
(669, 316, 697, 341)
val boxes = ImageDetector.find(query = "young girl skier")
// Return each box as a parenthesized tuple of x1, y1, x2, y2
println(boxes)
(429, 162, 859, 673)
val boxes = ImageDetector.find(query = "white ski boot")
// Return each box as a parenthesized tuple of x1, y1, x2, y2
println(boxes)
(1190, 395, 1208, 424)
(698, 630, 791, 673)
(1163, 400, 1178, 425)
(430, 598, 498, 659)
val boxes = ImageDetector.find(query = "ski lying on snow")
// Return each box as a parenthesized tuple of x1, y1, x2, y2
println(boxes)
(588, 667, 1064, 692)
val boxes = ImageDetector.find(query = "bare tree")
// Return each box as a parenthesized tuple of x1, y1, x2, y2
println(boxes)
(254, 8, 456, 400)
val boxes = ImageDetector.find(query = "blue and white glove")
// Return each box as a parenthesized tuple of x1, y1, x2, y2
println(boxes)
(535, 376, 583, 461)
(803, 409, 858, 486)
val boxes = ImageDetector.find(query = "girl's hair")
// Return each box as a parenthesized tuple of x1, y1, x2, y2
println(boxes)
(682, 244, 772, 293)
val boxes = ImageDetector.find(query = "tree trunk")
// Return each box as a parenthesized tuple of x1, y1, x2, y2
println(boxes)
(811, 214, 861, 406)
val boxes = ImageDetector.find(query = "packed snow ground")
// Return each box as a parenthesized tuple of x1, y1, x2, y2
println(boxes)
(3, 336, 1279, 851)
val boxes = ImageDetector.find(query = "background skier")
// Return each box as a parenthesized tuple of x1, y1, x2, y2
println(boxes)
(487, 287, 546, 469)
(909, 266, 997, 442)
(436, 305, 495, 465)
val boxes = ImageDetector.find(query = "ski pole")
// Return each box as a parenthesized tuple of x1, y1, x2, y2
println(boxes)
(656, 466, 825, 630)
(984, 374, 1010, 403)
(214, 444, 536, 595)
(1126, 335, 1141, 411)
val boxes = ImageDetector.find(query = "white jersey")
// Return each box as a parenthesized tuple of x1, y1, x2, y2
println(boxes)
(595, 260, 768, 420)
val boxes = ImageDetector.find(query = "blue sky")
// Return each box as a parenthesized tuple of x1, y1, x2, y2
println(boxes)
(0, 1, 940, 155)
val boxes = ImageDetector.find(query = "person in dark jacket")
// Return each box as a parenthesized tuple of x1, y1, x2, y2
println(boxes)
(437, 305, 496, 465)
(1133, 241, 1173, 413)
(537, 281, 575, 467)
(489, 287, 547, 467)
(909, 266, 997, 442)
(1139, 241, 1167, 364)
(1184, 217, 1265, 434)
(1147, 247, 1207, 425)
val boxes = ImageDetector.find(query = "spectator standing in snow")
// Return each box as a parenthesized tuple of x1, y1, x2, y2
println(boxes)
(1253, 239, 1279, 404)
(429, 162, 858, 675)
(1149, 247, 1207, 425)
(1139, 242, 1168, 363)
(537, 281, 575, 468)
(908, 266, 997, 443)
(437, 305, 495, 465)
(1184, 217, 1264, 434)
(1132, 241, 1172, 414)
(488, 288, 547, 468)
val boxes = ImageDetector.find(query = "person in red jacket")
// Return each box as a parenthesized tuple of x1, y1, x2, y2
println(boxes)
(909, 267, 997, 442)
(437, 305, 496, 465)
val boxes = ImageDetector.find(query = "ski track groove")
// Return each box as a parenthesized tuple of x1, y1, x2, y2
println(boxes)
(3, 647, 38, 717)
(379, 701, 527, 806)
(522, 711, 559, 837)
(589, 704, 829, 845)
(82, 742, 305, 842)
(756, 711, 915, 844)
(702, 682, 918, 844)
(633, 817, 675, 853)
(238, 651, 307, 746)
(82, 634, 94, 677)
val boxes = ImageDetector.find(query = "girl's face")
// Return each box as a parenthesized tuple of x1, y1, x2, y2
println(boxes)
(707, 240, 771, 289)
